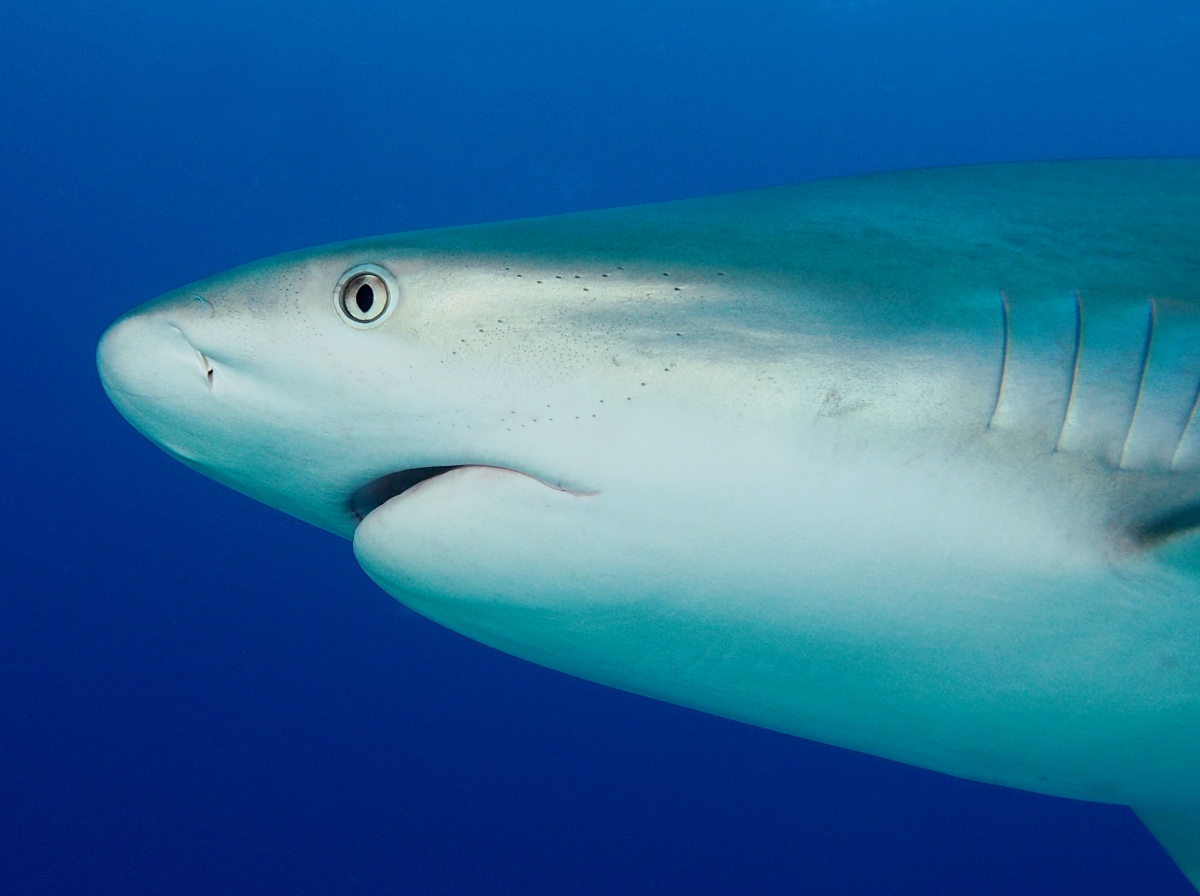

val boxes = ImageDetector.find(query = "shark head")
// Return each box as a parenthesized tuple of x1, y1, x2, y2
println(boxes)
(96, 237, 643, 540)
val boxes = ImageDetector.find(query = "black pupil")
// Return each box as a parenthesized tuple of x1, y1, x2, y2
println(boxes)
(355, 283, 375, 314)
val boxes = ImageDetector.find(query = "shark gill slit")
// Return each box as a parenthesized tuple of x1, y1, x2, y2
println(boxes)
(1054, 290, 1084, 452)
(986, 290, 1010, 431)
(1119, 299, 1156, 469)
(1171, 365, 1200, 471)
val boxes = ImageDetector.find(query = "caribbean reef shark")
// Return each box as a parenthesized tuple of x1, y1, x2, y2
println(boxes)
(97, 159, 1200, 888)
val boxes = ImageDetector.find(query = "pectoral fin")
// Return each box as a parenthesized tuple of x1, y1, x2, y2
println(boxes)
(1135, 806, 1200, 891)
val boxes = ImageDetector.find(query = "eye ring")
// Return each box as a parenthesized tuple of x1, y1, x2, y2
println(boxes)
(334, 264, 399, 328)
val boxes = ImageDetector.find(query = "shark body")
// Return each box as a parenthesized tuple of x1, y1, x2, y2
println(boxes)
(98, 159, 1200, 887)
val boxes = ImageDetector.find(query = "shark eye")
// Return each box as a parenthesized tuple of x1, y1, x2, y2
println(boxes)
(342, 273, 387, 321)
(335, 265, 397, 328)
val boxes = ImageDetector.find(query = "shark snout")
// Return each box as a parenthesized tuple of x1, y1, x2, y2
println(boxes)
(95, 296, 227, 472)
(97, 311, 211, 401)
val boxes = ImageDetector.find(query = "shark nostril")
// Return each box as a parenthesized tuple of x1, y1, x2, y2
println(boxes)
(195, 350, 214, 388)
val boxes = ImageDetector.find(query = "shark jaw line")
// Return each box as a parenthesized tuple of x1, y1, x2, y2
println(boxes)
(348, 465, 598, 522)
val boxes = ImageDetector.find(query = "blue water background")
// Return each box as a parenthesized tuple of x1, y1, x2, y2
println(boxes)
(3, 1, 1200, 892)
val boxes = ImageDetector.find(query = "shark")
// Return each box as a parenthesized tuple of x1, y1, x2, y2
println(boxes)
(97, 159, 1200, 888)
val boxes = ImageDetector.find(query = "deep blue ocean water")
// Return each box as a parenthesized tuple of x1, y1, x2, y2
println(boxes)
(3, 1, 1200, 892)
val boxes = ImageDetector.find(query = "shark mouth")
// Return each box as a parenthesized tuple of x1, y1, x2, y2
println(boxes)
(349, 465, 598, 522)
(349, 466, 461, 521)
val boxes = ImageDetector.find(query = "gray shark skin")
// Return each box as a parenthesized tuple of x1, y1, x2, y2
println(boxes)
(97, 160, 1200, 888)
